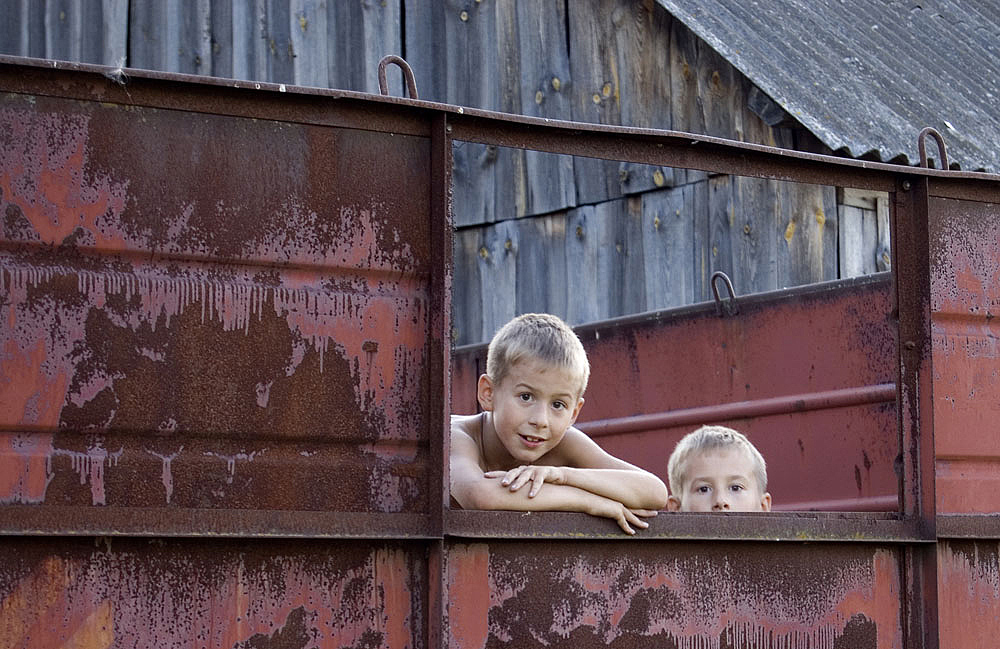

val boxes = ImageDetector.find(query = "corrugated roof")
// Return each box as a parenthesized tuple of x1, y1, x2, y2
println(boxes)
(656, 0, 1000, 172)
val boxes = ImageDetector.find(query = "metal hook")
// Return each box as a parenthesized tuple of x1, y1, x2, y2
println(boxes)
(917, 127, 949, 170)
(377, 55, 419, 100)
(711, 271, 739, 317)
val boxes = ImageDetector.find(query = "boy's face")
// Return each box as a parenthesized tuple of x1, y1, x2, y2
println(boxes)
(667, 447, 771, 512)
(477, 357, 584, 465)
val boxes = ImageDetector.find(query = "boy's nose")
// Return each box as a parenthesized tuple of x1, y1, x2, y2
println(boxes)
(528, 404, 548, 428)
(712, 494, 730, 510)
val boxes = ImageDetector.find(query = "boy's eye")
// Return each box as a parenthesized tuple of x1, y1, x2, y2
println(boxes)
(552, 401, 566, 410)
(519, 393, 532, 402)
(730, 485, 745, 492)
(696, 485, 711, 494)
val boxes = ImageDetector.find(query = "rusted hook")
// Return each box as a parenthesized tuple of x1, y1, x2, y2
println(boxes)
(378, 55, 419, 100)
(917, 127, 949, 170)
(711, 271, 739, 317)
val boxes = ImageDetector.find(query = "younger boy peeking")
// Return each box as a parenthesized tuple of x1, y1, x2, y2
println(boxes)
(451, 313, 668, 534)
(666, 425, 772, 512)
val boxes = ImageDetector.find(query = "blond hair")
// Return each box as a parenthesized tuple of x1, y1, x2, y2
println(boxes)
(667, 425, 767, 496)
(486, 313, 590, 396)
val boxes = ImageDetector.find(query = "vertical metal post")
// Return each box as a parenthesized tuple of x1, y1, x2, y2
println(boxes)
(892, 176, 938, 648)
(427, 111, 452, 649)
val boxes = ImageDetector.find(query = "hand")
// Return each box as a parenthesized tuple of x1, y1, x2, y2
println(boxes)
(484, 465, 565, 497)
(590, 499, 658, 535)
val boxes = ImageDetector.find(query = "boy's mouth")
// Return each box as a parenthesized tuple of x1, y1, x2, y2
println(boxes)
(519, 434, 545, 447)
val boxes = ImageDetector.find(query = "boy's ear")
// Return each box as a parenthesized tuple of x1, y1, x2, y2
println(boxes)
(568, 396, 585, 424)
(759, 492, 772, 512)
(476, 374, 495, 411)
(667, 495, 682, 512)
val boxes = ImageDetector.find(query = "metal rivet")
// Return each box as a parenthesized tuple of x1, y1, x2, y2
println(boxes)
(902, 180, 912, 191)
(551, 77, 561, 91)
(592, 93, 601, 104)
(904, 341, 916, 349)
(535, 90, 544, 105)
(460, 10, 469, 21)
(743, 224, 751, 235)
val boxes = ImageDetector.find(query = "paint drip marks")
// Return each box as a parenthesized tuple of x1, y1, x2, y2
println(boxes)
(485, 550, 902, 649)
(146, 446, 183, 504)
(50, 443, 124, 506)
(34, 544, 416, 649)
(938, 541, 1000, 644)
(930, 203, 1000, 314)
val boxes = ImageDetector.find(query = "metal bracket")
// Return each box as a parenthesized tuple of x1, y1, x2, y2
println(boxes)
(711, 271, 739, 317)
(378, 55, 419, 100)
(917, 127, 949, 170)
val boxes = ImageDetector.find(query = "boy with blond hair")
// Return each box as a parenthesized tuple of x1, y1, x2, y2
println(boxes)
(451, 313, 668, 534)
(666, 425, 772, 512)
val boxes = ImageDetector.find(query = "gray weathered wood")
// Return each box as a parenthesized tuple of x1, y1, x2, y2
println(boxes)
(331, 0, 400, 94)
(733, 176, 779, 295)
(564, 205, 603, 325)
(838, 203, 867, 278)
(477, 219, 519, 344)
(668, 16, 705, 187)
(707, 174, 735, 295)
(515, 1, 576, 218)
(876, 194, 891, 272)
(514, 212, 569, 317)
(776, 181, 838, 287)
(642, 187, 694, 310)
(567, 0, 625, 206)
(688, 178, 712, 301)
(289, 0, 330, 89)
(452, 227, 485, 346)
(130, 0, 212, 75)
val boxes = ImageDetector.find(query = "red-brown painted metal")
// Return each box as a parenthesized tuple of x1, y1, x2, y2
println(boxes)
(3, 55, 1000, 649)
(0, 58, 443, 535)
(453, 274, 900, 512)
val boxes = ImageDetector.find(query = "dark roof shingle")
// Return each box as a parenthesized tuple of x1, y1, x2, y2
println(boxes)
(657, 0, 1000, 172)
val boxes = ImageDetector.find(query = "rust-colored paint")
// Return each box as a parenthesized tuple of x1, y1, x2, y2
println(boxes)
(937, 541, 1000, 648)
(929, 195, 1000, 513)
(443, 542, 902, 648)
(1, 82, 437, 524)
(0, 539, 421, 649)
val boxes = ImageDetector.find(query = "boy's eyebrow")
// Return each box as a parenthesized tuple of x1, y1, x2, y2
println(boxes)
(512, 381, 575, 399)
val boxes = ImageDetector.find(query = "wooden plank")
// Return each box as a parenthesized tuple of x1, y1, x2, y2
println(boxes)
(839, 187, 878, 210)
(839, 203, 867, 278)
(689, 178, 712, 301)
(733, 176, 779, 295)
(514, 1, 576, 218)
(289, 0, 329, 89)
(402, 0, 444, 102)
(477, 219, 519, 343)
(263, 0, 294, 83)
(129, 0, 211, 75)
(876, 194, 892, 271)
(614, 1, 676, 196)
(331, 0, 401, 94)
(777, 182, 838, 287)
(621, 196, 647, 315)
(515, 213, 569, 317)
(668, 16, 704, 186)
(45, 0, 80, 62)
(451, 228, 485, 347)
(564, 205, 603, 326)
(567, 0, 624, 206)
(0, 1, 27, 56)
(642, 187, 695, 311)
(707, 174, 735, 297)
(128, 1, 167, 71)
(227, 0, 268, 82)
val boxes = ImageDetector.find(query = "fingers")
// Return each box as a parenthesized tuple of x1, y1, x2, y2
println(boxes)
(615, 512, 635, 535)
(631, 509, 659, 519)
(624, 508, 650, 530)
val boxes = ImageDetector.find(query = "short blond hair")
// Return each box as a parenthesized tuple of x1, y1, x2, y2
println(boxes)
(667, 425, 767, 496)
(486, 313, 590, 397)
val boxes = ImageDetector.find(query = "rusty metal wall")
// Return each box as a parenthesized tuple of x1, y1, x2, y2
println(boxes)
(453, 274, 899, 511)
(3, 56, 1000, 649)
(927, 191, 1000, 514)
(0, 58, 448, 535)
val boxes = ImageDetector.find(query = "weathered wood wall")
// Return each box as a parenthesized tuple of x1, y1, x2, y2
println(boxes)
(0, 0, 890, 346)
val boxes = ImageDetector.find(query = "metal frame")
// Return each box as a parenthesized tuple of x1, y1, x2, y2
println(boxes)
(5, 55, 1000, 649)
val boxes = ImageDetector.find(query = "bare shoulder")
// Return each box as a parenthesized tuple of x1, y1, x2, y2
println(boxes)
(450, 413, 485, 471)
(551, 426, 643, 471)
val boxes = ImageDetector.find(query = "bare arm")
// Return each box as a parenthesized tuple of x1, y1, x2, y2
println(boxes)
(492, 427, 668, 510)
(450, 425, 652, 534)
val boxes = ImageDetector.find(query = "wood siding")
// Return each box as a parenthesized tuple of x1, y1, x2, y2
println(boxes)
(0, 0, 891, 345)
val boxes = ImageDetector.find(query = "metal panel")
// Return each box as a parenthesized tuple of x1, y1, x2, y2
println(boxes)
(0, 536, 424, 649)
(444, 541, 903, 648)
(928, 191, 1000, 514)
(453, 274, 899, 511)
(936, 540, 1000, 649)
(0, 59, 444, 535)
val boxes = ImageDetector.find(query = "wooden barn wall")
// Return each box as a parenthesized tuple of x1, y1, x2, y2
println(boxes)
(0, 0, 890, 346)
